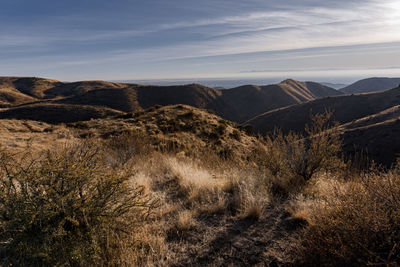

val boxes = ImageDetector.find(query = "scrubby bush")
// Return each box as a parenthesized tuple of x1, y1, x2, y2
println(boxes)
(287, 112, 343, 181)
(216, 124, 227, 135)
(103, 131, 152, 166)
(295, 166, 400, 266)
(262, 111, 344, 197)
(0, 145, 158, 266)
(230, 129, 241, 141)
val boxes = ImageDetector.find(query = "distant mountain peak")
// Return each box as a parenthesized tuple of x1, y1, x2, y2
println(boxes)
(341, 77, 400, 94)
(280, 78, 301, 84)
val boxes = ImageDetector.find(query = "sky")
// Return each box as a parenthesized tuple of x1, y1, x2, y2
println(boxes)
(1, 0, 400, 82)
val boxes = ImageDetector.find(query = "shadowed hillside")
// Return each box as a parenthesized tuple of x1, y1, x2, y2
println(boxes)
(341, 77, 400, 94)
(0, 90, 37, 107)
(338, 106, 400, 166)
(57, 88, 142, 112)
(220, 79, 343, 121)
(134, 83, 237, 120)
(0, 77, 61, 98)
(247, 85, 400, 134)
(0, 103, 122, 123)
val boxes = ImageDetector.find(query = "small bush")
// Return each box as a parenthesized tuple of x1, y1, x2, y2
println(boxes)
(103, 131, 152, 166)
(216, 124, 227, 135)
(262, 111, 344, 198)
(206, 109, 215, 115)
(178, 111, 195, 119)
(287, 112, 343, 182)
(230, 129, 241, 141)
(296, 167, 400, 266)
(0, 145, 158, 266)
(175, 210, 197, 233)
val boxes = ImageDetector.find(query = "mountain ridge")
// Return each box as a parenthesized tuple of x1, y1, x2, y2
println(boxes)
(246, 85, 400, 135)
(341, 77, 400, 94)
(0, 76, 342, 123)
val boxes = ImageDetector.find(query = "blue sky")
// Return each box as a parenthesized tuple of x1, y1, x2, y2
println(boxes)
(1, 0, 400, 82)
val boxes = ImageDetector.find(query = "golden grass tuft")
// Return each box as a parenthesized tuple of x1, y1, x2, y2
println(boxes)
(291, 167, 400, 266)
(176, 210, 198, 232)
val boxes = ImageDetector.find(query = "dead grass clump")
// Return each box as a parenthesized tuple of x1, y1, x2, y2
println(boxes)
(214, 168, 270, 219)
(102, 131, 152, 166)
(237, 172, 271, 219)
(294, 167, 400, 266)
(240, 194, 264, 220)
(230, 129, 241, 141)
(175, 210, 198, 233)
(164, 156, 229, 206)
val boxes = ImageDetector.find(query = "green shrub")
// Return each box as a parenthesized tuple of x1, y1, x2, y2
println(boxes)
(0, 145, 157, 266)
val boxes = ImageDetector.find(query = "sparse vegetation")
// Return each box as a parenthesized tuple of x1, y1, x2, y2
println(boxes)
(0, 105, 399, 266)
(292, 166, 400, 266)
(0, 144, 158, 266)
(258, 111, 344, 198)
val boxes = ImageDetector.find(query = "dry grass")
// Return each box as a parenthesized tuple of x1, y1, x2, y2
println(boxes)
(0, 144, 159, 266)
(0, 109, 399, 266)
(176, 210, 198, 232)
(290, 166, 400, 266)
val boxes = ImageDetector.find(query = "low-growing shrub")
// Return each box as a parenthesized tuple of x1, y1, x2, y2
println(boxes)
(103, 131, 152, 166)
(0, 145, 158, 266)
(230, 129, 241, 141)
(295, 167, 400, 266)
(262, 111, 345, 198)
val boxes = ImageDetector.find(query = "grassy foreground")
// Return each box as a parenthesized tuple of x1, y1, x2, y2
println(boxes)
(0, 113, 399, 266)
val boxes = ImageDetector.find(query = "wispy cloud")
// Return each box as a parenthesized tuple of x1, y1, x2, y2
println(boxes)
(1, 0, 399, 80)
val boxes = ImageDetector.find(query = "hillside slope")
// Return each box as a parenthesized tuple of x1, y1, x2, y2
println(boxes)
(247, 86, 400, 134)
(339, 106, 400, 166)
(0, 103, 122, 124)
(0, 90, 37, 107)
(0, 77, 61, 98)
(68, 104, 261, 161)
(0, 76, 342, 124)
(221, 79, 343, 121)
(341, 77, 400, 94)
(57, 88, 142, 112)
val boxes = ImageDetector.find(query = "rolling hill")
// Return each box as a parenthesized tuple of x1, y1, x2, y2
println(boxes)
(0, 89, 37, 107)
(0, 103, 122, 124)
(341, 77, 400, 94)
(0, 76, 342, 123)
(0, 77, 61, 98)
(0, 104, 263, 163)
(247, 85, 400, 135)
(56, 88, 142, 112)
(219, 79, 343, 121)
(338, 105, 400, 166)
(67, 104, 262, 161)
